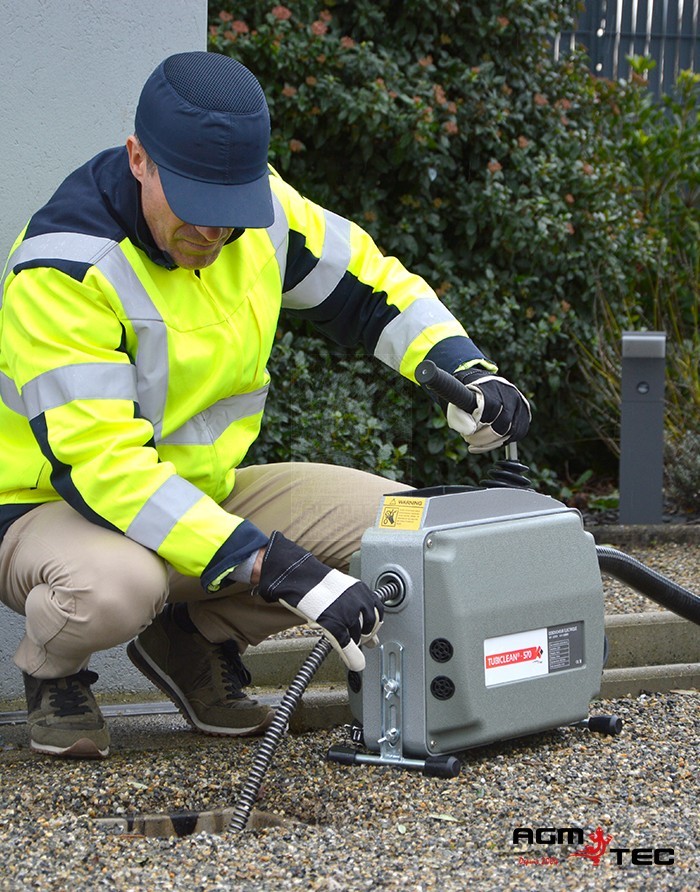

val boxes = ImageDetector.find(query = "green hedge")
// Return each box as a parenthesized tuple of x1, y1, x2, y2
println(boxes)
(578, 63, 700, 447)
(209, 1, 693, 490)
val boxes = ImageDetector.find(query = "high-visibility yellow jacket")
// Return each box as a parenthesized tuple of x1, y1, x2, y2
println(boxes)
(0, 148, 490, 590)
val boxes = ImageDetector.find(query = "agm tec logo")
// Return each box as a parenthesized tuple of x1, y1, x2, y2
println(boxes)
(513, 826, 675, 867)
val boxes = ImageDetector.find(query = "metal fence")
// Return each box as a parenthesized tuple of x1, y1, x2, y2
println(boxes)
(556, 0, 700, 95)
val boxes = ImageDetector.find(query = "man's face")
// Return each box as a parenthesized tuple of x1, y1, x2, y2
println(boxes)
(126, 136, 233, 270)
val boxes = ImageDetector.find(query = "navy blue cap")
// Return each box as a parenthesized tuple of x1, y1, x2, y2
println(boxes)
(135, 52, 274, 228)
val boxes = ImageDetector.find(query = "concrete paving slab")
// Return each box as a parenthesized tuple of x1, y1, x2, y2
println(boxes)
(604, 611, 700, 668)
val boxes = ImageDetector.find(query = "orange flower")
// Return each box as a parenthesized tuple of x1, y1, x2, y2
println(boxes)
(443, 120, 459, 135)
(488, 160, 503, 173)
(305, 76, 318, 86)
(565, 222, 575, 235)
(319, 9, 332, 22)
(224, 21, 248, 40)
(418, 55, 434, 67)
(282, 84, 297, 97)
(219, 10, 233, 22)
(534, 93, 549, 106)
(311, 20, 328, 35)
(289, 139, 305, 152)
(518, 135, 529, 148)
(272, 5, 292, 20)
(340, 36, 355, 48)
(565, 193, 575, 204)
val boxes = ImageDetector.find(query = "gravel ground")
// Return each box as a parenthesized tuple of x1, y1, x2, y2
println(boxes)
(1, 692, 698, 892)
(0, 534, 698, 891)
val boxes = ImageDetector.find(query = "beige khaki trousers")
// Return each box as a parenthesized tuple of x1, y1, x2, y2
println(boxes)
(0, 462, 409, 679)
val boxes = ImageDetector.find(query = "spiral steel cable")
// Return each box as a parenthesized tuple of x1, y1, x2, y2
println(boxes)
(228, 579, 402, 832)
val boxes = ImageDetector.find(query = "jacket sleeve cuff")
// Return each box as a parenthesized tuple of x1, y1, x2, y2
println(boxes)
(201, 520, 270, 593)
(421, 336, 498, 376)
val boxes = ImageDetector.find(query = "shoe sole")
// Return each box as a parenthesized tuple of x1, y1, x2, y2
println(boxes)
(126, 639, 275, 738)
(30, 737, 109, 759)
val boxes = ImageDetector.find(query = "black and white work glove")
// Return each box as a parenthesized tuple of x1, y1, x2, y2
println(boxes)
(446, 368, 531, 454)
(256, 532, 383, 672)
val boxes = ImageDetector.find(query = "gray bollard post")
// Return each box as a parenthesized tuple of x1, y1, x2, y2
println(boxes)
(618, 331, 666, 524)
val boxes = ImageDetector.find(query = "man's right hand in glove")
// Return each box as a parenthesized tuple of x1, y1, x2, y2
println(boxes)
(253, 531, 383, 672)
(446, 367, 531, 454)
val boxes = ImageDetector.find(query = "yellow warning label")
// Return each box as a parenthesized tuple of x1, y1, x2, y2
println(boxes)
(378, 496, 426, 531)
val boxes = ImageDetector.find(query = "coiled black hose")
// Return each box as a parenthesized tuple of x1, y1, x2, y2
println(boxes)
(596, 546, 700, 626)
(228, 578, 403, 833)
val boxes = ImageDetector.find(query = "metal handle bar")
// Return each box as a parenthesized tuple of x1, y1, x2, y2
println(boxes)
(416, 359, 478, 414)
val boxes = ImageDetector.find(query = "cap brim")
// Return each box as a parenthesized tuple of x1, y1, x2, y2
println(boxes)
(158, 166, 275, 229)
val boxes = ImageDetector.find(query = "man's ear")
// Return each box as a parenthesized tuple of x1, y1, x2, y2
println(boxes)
(126, 135, 147, 183)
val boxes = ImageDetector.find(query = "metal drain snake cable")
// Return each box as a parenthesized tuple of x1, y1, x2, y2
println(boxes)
(228, 578, 403, 833)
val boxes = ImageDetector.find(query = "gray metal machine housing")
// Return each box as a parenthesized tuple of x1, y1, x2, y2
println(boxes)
(348, 486, 606, 764)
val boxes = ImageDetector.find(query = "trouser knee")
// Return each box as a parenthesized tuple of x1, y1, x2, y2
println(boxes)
(82, 555, 170, 650)
(19, 547, 169, 677)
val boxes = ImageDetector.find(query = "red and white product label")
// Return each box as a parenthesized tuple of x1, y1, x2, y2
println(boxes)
(483, 627, 549, 687)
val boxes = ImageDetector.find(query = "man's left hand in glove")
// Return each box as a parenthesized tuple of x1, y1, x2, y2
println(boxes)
(446, 367, 531, 454)
(254, 532, 383, 672)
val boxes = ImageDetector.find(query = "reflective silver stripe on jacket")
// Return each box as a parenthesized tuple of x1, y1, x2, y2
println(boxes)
(126, 475, 204, 552)
(281, 210, 352, 310)
(19, 362, 138, 420)
(161, 383, 270, 445)
(0, 370, 24, 415)
(0, 233, 118, 297)
(373, 298, 458, 371)
(95, 246, 171, 442)
(267, 191, 289, 288)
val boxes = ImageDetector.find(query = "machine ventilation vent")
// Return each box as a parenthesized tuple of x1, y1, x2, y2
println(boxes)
(429, 638, 454, 663)
(430, 676, 455, 700)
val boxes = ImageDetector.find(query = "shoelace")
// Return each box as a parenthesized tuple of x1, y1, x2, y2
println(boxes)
(47, 669, 99, 717)
(217, 641, 252, 700)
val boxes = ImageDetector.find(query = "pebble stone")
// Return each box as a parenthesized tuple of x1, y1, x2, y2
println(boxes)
(0, 538, 698, 891)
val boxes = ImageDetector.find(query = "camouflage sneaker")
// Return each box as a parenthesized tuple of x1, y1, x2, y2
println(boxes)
(126, 606, 274, 737)
(23, 669, 110, 758)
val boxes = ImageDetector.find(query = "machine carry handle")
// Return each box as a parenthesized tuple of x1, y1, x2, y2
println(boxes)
(416, 359, 478, 414)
